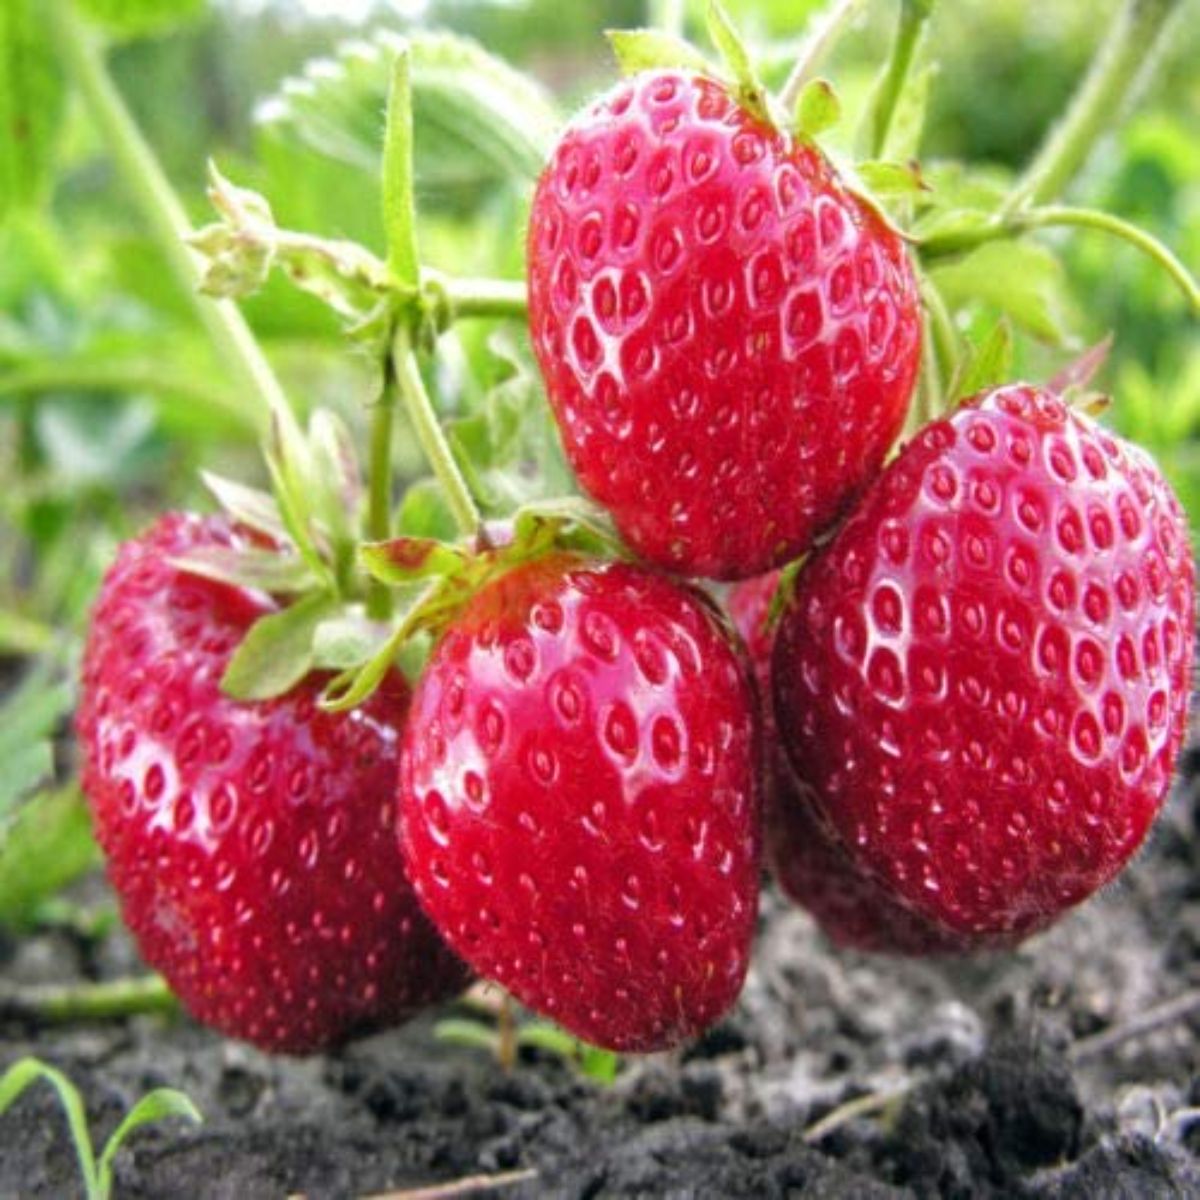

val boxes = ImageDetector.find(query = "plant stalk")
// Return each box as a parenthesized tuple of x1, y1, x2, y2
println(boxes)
(1002, 0, 1183, 215)
(391, 331, 482, 539)
(48, 0, 292, 435)
(867, 0, 935, 158)
(0, 976, 178, 1024)
(365, 364, 398, 620)
(780, 0, 869, 112)
(921, 206, 1200, 314)
(436, 277, 528, 323)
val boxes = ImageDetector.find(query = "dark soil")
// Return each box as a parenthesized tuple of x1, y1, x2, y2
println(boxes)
(3, 733, 1200, 1198)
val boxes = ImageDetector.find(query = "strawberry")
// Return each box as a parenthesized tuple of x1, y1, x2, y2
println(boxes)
(527, 70, 921, 580)
(730, 572, 965, 955)
(773, 384, 1195, 946)
(398, 554, 761, 1051)
(77, 513, 469, 1054)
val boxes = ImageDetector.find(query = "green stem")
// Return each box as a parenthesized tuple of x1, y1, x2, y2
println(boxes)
(365, 366, 397, 620)
(867, 0, 934, 158)
(1001, 0, 1183, 215)
(435, 276, 528, 323)
(391, 330, 482, 538)
(779, 0, 869, 112)
(0, 976, 178, 1024)
(47, 0, 292, 436)
(649, 0, 685, 38)
(921, 205, 1200, 315)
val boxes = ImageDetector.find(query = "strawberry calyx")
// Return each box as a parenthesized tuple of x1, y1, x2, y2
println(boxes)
(321, 496, 625, 711)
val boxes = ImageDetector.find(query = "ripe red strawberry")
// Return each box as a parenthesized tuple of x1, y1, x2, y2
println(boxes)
(773, 384, 1195, 946)
(77, 513, 469, 1053)
(527, 70, 921, 580)
(730, 572, 964, 955)
(398, 554, 761, 1051)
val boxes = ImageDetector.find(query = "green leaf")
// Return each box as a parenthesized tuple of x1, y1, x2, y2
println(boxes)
(606, 29, 714, 77)
(306, 408, 363, 549)
(96, 1089, 201, 1198)
(0, 671, 72, 821)
(361, 538, 471, 586)
(580, 1046, 621, 1085)
(256, 32, 561, 198)
(953, 318, 1015, 400)
(383, 43, 420, 289)
(793, 78, 841, 140)
(74, 0, 204, 38)
(221, 592, 337, 703)
(0, 786, 99, 932)
(0, 1059, 98, 1195)
(930, 241, 1078, 345)
(0, 0, 66, 223)
(170, 547, 317, 595)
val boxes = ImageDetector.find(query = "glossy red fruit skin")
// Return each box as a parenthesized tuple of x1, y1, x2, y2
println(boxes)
(773, 385, 1195, 946)
(77, 513, 469, 1054)
(730, 572, 966, 955)
(527, 70, 921, 581)
(399, 555, 762, 1052)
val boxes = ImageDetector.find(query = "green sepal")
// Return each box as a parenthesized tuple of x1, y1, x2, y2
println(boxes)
(793, 79, 841, 141)
(170, 546, 317, 595)
(705, 1, 770, 122)
(306, 408, 363, 552)
(361, 537, 472, 585)
(382, 41, 420, 289)
(200, 471, 289, 543)
(855, 158, 929, 198)
(220, 591, 338, 703)
(311, 610, 393, 672)
(949, 318, 1015, 402)
(765, 557, 805, 633)
(606, 28, 714, 77)
(1048, 334, 1114, 398)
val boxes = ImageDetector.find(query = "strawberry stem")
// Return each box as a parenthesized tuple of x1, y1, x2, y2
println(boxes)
(1001, 0, 1184, 216)
(365, 362, 399, 621)
(47, 0, 295, 443)
(865, 0, 935, 158)
(427, 275, 529, 325)
(391, 329, 483, 538)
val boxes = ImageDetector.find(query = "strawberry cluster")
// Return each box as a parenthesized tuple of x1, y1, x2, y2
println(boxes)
(77, 66, 1194, 1056)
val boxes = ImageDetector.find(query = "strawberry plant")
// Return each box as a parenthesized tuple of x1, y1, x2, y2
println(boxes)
(1, 0, 1199, 1189)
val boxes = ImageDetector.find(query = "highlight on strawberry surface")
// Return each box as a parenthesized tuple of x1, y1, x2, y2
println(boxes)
(4, 0, 1199, 1131)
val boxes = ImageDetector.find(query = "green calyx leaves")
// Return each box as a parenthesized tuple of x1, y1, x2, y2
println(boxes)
(322, 498, 623, 712)
(606, 29, 714, 77)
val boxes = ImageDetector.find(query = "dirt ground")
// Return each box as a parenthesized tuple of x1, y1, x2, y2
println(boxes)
(3, 727, 1200, 1198)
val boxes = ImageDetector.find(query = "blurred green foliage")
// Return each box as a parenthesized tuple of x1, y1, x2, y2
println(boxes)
(0, 0, 1197, 690)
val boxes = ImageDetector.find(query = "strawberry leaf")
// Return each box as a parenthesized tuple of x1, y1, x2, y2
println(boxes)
(0, 0, 65, 224)
(221, 592, 338, 702)
(606, 29, 714, 77)
(170, 546, 317, 595)
(256, 31, 560, 197)
(0, 786, 98, 934)
(794, 79, 841, 141)
(929, 240, 1078, 345)
(312, 611, 392, 672)
(75, 0, 203, 38)
(398, 479, 459, 541)
(361, 538, 471, 586)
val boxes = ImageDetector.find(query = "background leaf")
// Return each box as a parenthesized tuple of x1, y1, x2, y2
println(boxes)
(75, 0, 205, 39)
(0, 0, 65, 223)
